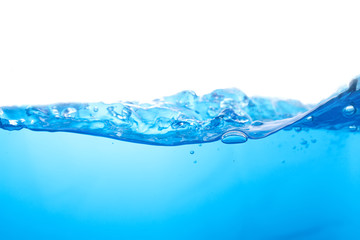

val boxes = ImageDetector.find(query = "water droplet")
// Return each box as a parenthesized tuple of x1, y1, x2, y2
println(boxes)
(343, 105, 356, 117)
(221, 131, 248, 144)
(251, 120, 263, 126)
(190, 150, 194, 154)
(93, 106, 99, 112)
(349, 125, 357, 132)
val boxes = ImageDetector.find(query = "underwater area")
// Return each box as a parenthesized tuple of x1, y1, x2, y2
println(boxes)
(1, 79, 360, 239)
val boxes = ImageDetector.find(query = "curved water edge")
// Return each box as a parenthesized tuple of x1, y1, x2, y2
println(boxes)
(0, 78, 359, 146)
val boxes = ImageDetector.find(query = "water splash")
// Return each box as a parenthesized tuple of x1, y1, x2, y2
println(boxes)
(1, 78, 360, 146)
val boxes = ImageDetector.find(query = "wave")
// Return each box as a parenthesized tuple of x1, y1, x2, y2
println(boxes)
(0, 78, 359, 146)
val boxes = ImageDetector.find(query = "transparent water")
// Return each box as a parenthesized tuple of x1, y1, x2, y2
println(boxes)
(1, 78, 360, 239)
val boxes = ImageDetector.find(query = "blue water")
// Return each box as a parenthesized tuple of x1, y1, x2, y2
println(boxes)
(1, 79, 360, 239)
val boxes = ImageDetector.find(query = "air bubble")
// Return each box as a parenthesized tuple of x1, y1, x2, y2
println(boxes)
(294, 127, 302, 132)
(190, 150, 195, 154)
(349, 125, 357, 132)
(52, 108, 60, 118)
(171, 120, 189, 129)
(62, 108, 77, 118)
(306, 116, 313, 122)
(93, 106, 99, 112)
(221, 131, 248, 144)
(343, 105, 356, 117)
(251, 120, 263, 126)
(8, 120, 18, 126)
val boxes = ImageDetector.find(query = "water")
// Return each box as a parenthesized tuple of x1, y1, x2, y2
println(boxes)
(1, 78, 360, 239)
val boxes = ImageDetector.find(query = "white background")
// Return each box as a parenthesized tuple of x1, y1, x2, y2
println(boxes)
(1, 0, 360, 106)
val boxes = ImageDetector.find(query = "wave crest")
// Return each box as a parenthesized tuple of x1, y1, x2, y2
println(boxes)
(1, 79, 359, 145)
